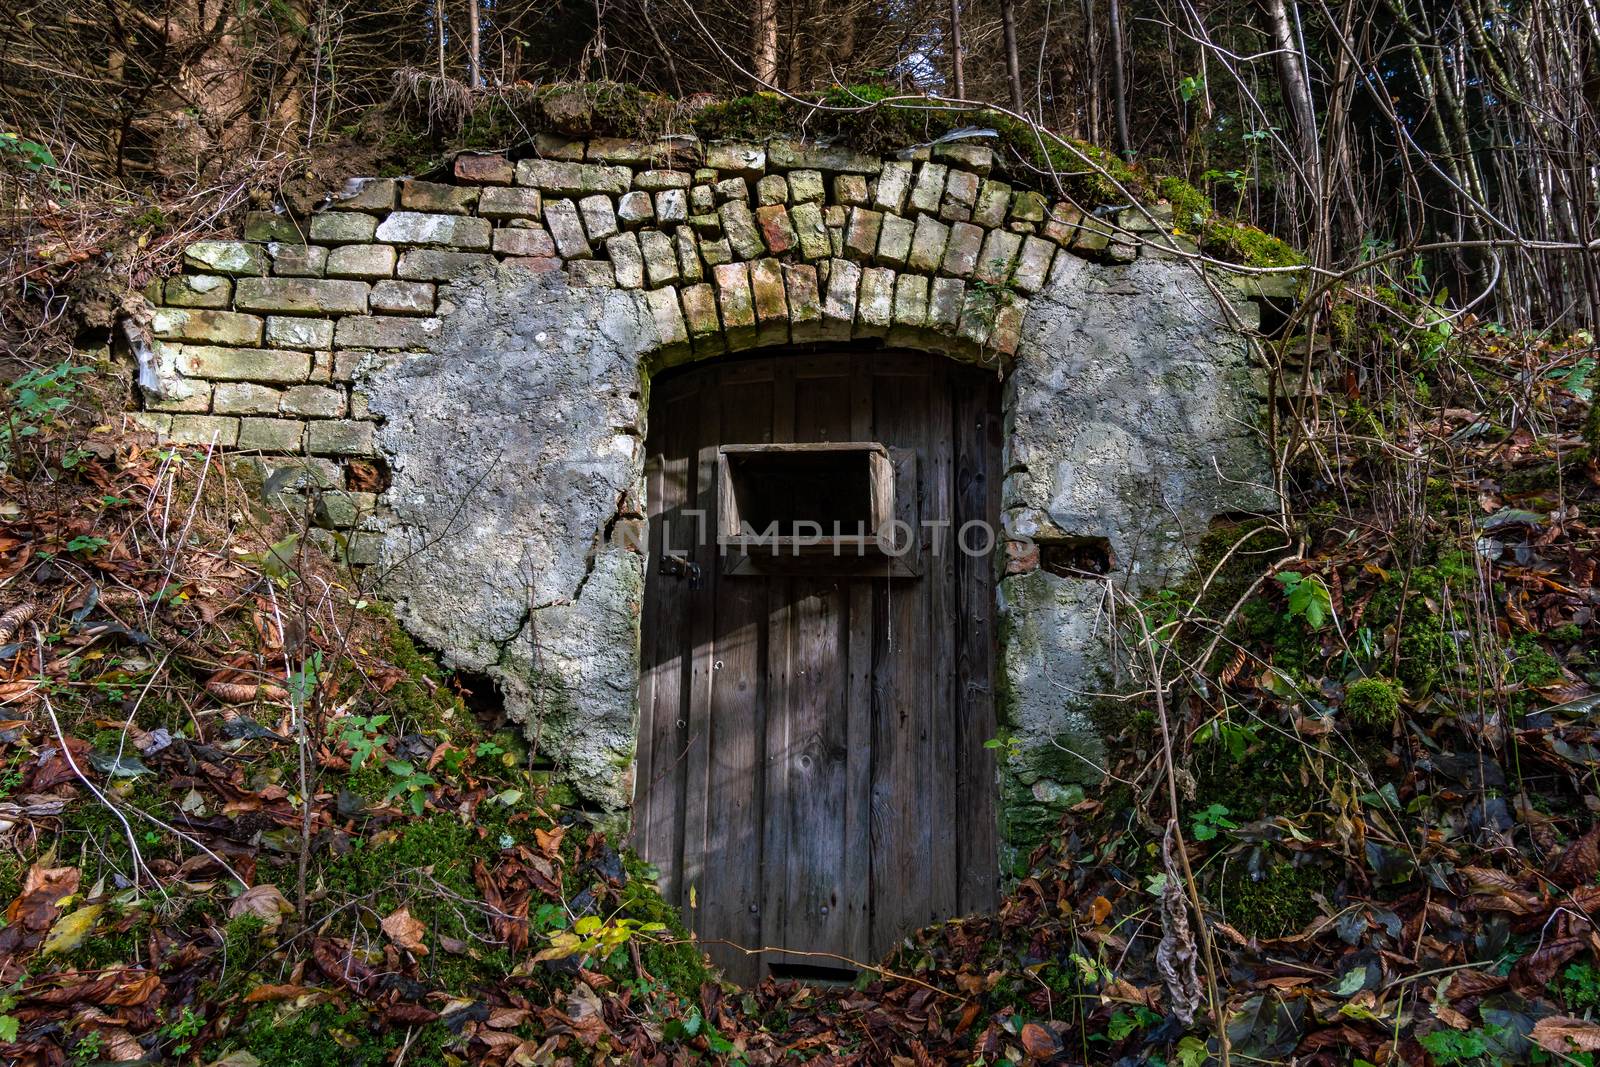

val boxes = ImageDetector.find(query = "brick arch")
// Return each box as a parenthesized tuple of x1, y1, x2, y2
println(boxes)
(132, 134, 1138, 474)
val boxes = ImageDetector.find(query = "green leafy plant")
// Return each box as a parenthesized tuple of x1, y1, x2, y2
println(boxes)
(382, 759, 437, 816)
(1418, 1027, 1488, 1064)
(534, 913, 668, 965)
(329, 713, 391, 771)
(65, 535, 109, 556)
(1189, 803, 1237, 842)
(1276, 571, 1334, 630)
(159, 1006, 204, 1054)
(0, 979, 20, 1043)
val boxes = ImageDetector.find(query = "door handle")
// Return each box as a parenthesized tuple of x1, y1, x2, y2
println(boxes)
(659, 553, 703, 588)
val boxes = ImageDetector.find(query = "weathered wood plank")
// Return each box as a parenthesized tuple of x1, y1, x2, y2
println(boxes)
(701, 368, 773, 985)
(926, 359, 960, 922)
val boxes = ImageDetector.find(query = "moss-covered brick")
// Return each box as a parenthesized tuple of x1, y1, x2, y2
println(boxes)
(872, 160, 913, 214)
(975, 228, 1022, 284)
(184, 240, 268, 276)
(843, 207, 882, 262)
(856, 266, 894, 336)
(514, 159, 631, 195)
(941, 169, 980, 221)
(892, 272, 930, 329)
(166, 414, 240, 445)
(308, 212, 379, 244)
(639, 230, 679, 288)
(163, 273, 232, 308)
(151, 308, 263, 345)
(755, 205, 797, 254)
(262, 319, 323, 360)
(910, 163, 948, 215)
(907, 214, 951, 274)
(654, 188, 688, 225)
(267, 243, 328, 277)
(281, 384, 347, 418)
(690, 184, 716, 213)
(1012, 236, 1056, 294)
(578, 194, 619, 240)
(174, 344, 309, 383)
(929, 276, 964, 331)
(634, 169, 692, 192)
(491, 226, 556, 257)
(703, 237, 734, 266)
(667, 226, 700, 282)
(932, 143, 993, 174)
(749, 257, 789, 345)
(235, 417, 305, 451)
(769, 140, 883, 173)
(328, 177, 395, 212)
(822, 256, 861, 339)
(542, 199, 592, 259)
(476, 185, 542, 220)
(236, 454, 340, 490)
(213, 382, 285, 414)
(325, 244, 397, 279)
(833, 173, 870, 206)
(395, 249, 497, 281)
(374, 211, 491, 249)
(989, 295, 1026, 355)
(245, 211, 304, 242)
(454, 152, 514, 184)
(718, 199, 765, 259)
(787, 169, 825, 204)
(313, 490, 378, 529)
(643, 285, 688, 358)
(1043, 202, 1082, 244)
(784, 263, 823, 340)
(712, 261, 756, 348)
(704, 142, 766, 175)
(607, 232, 646, 288)
(973, 180, 1011, 228)
(1010, 189, 1048, 223)
(333, 315, 440, 349)
(617, 190, 654, 225)
(145, 384, 211, 412)
(941, 221, 983, 277)
(568, 259, 616, 287)
(400, 179, 478, 214)
(788, 201, 830, 261)
(875, 213, 914, 268)
(235, 277, 370, 314)
(756, 174, 788, 206)
(680, 281, 720, 343)
(307, 419, 376, 456)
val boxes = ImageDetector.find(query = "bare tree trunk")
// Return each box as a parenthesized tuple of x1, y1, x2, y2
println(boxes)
(1262, 0, 1322, 205)
(1082, 0, 1100, 143)
(948, 0, 965, 96)
(752, 0, 778, 84)
(437, 1, 447, 80)
(1001, 0, 1024, 112)
(467, 0, 482, 86)
(1108, 0, 1132, 158)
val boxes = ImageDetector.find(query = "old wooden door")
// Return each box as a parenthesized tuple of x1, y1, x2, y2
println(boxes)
(633, 349, 1000, 985)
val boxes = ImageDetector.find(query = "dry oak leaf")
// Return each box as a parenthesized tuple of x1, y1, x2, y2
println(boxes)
(381, 906, 429, 955)
(1532, 1015, 1600, 1054)
(228, 883, 293, 932)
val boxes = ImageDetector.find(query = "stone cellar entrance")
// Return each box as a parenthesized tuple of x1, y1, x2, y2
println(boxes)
(631, 347, 1001, 984)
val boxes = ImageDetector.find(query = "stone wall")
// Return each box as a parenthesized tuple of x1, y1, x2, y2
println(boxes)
(126, 132, 1275, 853)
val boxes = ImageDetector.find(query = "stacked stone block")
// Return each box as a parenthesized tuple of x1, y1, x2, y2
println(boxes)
(135, 134, 1205, 560)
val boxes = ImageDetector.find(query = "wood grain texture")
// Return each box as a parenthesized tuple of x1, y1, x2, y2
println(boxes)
(637, 348, 1000, 983)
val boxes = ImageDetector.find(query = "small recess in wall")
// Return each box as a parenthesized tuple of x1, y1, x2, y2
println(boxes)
(1039, 537, 1114, 577)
